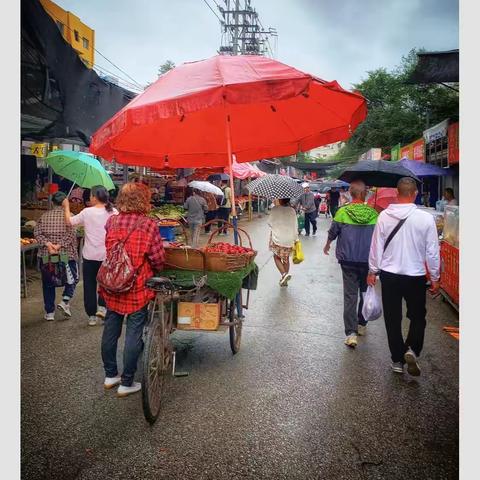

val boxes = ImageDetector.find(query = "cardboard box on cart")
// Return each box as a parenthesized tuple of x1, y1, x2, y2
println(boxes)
(177, 302, 220, 331)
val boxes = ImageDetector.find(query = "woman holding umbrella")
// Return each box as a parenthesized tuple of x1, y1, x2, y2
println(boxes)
(268, 198, 299, 286)
(62, 186, 118, 326)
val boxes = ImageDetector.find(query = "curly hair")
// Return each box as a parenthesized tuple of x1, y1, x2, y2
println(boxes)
(116, 182, 152, 214)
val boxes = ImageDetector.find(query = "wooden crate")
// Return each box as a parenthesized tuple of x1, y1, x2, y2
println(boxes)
(177, 302, 220, 331)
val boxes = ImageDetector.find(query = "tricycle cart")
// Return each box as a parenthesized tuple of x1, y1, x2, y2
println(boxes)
(141, 222, 258, 424)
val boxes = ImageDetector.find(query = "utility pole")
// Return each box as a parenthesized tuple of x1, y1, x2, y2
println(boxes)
(217, 0, 277, 57)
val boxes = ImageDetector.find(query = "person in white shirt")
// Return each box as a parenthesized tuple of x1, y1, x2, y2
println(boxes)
(62, 186, 118, 326)
(444, 188, 458, 206)
(367, 177, 440, 377)
(268, 198, 298, 286)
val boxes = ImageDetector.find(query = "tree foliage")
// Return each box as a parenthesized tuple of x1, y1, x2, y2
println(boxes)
(332, 49, 459, 164)
(158, 60, 175, 76)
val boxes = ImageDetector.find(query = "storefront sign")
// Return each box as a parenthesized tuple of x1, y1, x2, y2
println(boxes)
(423, 119, 449, 143)
(448, 122, 459, 165)
(412, 138, 425, 162)
(390, 144, 401, 162)
(30, 143, 48, 157)
(399, 138, 425, 162)
(400, 144, 413, 160)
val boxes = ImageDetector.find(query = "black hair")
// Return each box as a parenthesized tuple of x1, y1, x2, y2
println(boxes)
(279, 198, 290, 206)
(52, 191, 66, 206)
(91, 185, 113, 212)
(445, 187, 455, 198)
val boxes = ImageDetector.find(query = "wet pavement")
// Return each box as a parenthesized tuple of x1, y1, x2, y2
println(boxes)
(21, 213, 459, 479)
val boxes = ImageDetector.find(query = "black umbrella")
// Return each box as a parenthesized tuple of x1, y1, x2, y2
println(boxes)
(207, 173, 230, 182)
(338, 160, 420, 187)
(247, 174, 304, 199)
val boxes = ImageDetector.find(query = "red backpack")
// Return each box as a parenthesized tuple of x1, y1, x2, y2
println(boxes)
(97, 217, 145, 294)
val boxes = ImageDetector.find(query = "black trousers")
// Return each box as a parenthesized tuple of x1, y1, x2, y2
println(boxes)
(83, 259, 106, 317)
(217, 207, 231, 233)
(304, 211, 317, 235)
(380, 271, 427, 363)
(205, 210, 218, 233)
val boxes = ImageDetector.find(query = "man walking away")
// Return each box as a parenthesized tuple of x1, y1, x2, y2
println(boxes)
(367, 177, 440, 376)
(295, 183, 317, 236)
(323, 181, 378, 348)
(329, 188, 341, 218)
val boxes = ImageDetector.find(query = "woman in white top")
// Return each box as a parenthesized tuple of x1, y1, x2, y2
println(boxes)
(62, 186, 118, 326)
(268, 198, 298, 286)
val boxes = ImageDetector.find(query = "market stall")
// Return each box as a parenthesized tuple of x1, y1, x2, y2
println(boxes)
(439, 205, 459, 310)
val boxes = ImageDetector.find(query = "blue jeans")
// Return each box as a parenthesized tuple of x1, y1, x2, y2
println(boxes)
(41, 260, 78, 314)
(101, 305, 148, 387)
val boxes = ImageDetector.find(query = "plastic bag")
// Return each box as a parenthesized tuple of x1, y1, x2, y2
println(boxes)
(293, 240, 304, 264)
(297, 213, 305, 233)
(361, 286, 382, 321)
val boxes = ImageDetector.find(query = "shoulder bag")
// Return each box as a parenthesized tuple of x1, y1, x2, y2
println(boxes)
(97, 216, 146, 294)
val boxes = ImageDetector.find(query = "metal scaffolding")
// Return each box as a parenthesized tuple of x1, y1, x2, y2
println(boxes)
(215, 0, 277, 57)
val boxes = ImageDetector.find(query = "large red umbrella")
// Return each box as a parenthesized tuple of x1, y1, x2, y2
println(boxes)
(90, 55, 366, 168)
(90, 55, 367, 219)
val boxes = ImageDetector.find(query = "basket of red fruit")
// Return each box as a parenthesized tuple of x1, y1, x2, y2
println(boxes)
(203, 223, 257, 272)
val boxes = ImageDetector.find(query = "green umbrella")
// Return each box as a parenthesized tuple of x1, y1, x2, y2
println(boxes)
(45, 150, 115, 193)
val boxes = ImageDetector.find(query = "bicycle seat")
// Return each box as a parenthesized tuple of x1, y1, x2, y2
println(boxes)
(146, 276, 173, 290)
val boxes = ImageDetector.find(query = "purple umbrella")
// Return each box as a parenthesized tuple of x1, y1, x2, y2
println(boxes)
(399, 158, 451, 177)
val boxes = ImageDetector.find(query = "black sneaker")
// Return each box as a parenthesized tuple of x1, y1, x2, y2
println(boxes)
(313, 230, 317, 236)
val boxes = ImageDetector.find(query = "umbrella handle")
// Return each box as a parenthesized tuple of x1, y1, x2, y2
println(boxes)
(67, 181, 76, 198)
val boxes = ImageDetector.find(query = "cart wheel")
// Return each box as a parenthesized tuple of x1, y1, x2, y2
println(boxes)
(142, 298, 173, 425)
(228, 298, 243, 355)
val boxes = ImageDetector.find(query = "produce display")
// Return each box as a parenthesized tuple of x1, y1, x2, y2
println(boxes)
(204, 242, 254, 255)
(21, 238, 37, 246)
(149, 205, 185, 221)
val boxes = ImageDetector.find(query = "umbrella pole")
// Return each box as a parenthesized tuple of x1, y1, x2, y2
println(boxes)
(224, 109, 239, 245)
(67, 181, 76, 198)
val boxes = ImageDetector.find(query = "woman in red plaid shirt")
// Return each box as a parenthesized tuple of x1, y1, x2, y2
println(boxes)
(100, 183, 165, 397)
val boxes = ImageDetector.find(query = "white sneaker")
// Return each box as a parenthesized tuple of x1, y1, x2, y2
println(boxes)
(391, 362, 404, 374)
(404, 348, 421, 376)
(117, 382, 142, 398)
(57, 301, 71, 318)
(96, 306, 107, 319)
(44, 312, 55, 321)
(88, 316, 98, 326)
(358, 325, 367, 336)
(104, 376, 121, 390)
(344, 334, 358, 348)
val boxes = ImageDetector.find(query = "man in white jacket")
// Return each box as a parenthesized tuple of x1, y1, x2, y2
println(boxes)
(367, 177, 440, 376)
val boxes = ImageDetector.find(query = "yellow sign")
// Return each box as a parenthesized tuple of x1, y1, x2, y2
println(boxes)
(30, 143, 48, 157)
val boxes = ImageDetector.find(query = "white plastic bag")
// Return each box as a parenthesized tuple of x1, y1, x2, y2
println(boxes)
(362, 286, 382, 322)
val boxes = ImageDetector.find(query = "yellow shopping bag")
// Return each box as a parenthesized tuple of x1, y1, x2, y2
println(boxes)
(293, 240, 304, 264)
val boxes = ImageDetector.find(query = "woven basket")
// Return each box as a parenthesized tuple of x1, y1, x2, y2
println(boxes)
(203, 250, 257, 272)
(164, 247, 205, 271)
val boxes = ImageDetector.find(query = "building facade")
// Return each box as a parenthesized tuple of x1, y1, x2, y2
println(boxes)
(308, 141, 345, 160)
(39, 0, 95, 68)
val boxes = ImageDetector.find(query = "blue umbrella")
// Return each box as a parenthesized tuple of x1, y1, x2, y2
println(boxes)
(399, 158, 452, 177)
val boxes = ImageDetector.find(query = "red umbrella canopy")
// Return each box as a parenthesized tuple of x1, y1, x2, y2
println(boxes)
(90, 55, 367, 169)
(367, 187, 399, 212)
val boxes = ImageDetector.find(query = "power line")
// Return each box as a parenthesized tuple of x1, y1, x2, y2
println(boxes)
(41, 5, 144, 89)
(201, 0, 224, 23)
(93, 64, 144, 92)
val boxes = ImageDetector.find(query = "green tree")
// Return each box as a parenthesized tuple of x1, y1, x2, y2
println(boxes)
(332, 48, 458, 164)
(158, 60, 175, 76)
